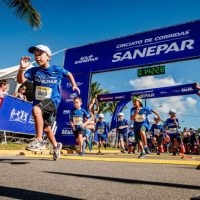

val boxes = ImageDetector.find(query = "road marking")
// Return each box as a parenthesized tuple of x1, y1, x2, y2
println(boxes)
(25, 155, 200, 166)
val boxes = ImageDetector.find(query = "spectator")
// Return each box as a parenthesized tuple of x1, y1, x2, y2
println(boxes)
(13, 85, 27, 101)
(0, 79, 9, 107)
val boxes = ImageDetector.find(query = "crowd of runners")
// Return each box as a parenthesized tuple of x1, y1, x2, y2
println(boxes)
(0, 44, 200, 161)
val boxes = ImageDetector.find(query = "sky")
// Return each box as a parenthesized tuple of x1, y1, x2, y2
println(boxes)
(1, 0, 200, 129)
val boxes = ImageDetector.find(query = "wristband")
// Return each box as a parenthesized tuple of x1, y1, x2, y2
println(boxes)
(19, 67, 26, 71)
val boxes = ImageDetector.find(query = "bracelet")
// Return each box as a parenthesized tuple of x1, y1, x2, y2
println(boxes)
(19, 67, 26, 71)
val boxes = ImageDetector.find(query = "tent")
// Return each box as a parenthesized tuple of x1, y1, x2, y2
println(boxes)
(0, 64, 34, 95)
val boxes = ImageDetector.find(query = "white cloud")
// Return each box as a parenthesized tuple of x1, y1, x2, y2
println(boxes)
(129, 76, 197, 119)
(129, 76, 180, 89)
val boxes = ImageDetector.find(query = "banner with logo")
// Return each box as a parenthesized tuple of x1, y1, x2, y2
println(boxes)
(55, 73, 91, 145)
(64, 20, 200, 74)
(0, 95, 35, 135)
(98, 83, 198, 102)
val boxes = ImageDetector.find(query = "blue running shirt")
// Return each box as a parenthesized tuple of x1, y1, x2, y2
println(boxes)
(116, 119, 128, 134)
(164, 118, 179, 134)
(69, 108, 90, 128)
(95, 121, 109, 136)
(130, 107, 152, 130)
(24, 65, 69, 107)
(150, 124, 163, 136)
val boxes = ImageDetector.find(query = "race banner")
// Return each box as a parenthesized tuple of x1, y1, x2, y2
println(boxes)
(97, 83, 198, 102)
(56, 73, 91, 145)
(64, 20, 200, 74)
(0, 95, 35, 135)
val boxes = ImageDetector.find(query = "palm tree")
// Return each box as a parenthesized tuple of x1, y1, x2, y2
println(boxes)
(90, 81, 109, 114)
(1, 0, 41, 28)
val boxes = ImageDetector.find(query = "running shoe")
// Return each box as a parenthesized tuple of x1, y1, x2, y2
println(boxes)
(144, 147, 151, 154)
(173, 152, 176, 156)
(26, 139, 45, 151)
(53, 142, 62, 161)
(157, 152, 160, 155)
(138, 152, 146, 159)
(79, 152, 84, 156)
(121, 148, 126, 153)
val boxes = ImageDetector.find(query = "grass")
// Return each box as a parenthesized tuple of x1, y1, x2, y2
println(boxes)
(0, 142, 27, 150)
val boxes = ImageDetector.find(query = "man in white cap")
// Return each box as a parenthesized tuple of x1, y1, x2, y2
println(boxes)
(116, 112, 129, 153)
(95, 113, 109, 154)
(17, 45, 80, 161)
(164, 109, 180, 156)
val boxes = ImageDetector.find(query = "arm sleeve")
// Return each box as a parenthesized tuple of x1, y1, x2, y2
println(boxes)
(24, 68, 35, 81)
(61, 67, 70, 77)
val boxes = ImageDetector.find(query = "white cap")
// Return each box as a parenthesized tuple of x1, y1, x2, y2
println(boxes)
(154, 115, 159, 119)
(28, 45, 52, 56)
(169, 109, 176, 114)
(117, 112, 124, 117)
(98, 113, 104, 118)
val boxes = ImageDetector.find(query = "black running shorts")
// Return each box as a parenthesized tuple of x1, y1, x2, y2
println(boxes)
(36, 99, 57, 127)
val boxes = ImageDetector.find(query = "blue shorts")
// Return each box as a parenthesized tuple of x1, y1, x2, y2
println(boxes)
(118, 133, 128, 143)
(98, 134, 107, 142)
(83, 128, 91, 138)
(169, 133, 180, 144)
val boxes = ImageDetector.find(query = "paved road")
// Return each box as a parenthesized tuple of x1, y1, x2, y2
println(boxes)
(0, 155, 200, 200)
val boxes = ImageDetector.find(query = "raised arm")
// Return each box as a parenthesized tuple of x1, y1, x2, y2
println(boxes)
(17, 56, 31, 84)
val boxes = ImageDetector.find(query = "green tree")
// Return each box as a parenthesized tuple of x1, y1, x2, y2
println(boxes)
(90, 81, 109, 114)
(1, 0, 41, 28)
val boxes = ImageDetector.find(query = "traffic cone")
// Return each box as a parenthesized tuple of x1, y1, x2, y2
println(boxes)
(193, 143, 199, 154)
(159, 144, 164, 153)
(180, 140, 185, 154)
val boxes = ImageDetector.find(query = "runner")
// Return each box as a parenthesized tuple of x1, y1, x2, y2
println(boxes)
(69, 97, 91, 156)
(17, 45, 80, 160)
(130, 96, 160, 158)
(150, 116, 164, 155)
(116, 112, 129, 153)
(182, 127, 190, 154)
(95, 113, 109, 155)
(164, 109, 180, 156)
(127, 125, 136, 154)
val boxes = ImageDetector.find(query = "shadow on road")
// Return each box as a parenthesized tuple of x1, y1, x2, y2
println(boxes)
(44, 171, 200, 191)
(0, 158, 51, 164)
(0, 185, 82, 200)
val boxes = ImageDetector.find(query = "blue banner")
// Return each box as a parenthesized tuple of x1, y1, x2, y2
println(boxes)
(98, 83, 198, 102)
(64, 20, 200, 74)
(56, 73, 91, 145)
(0, 96, 35, 135)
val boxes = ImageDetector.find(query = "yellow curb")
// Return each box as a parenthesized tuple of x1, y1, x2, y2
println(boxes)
(25, 154, 200, 166)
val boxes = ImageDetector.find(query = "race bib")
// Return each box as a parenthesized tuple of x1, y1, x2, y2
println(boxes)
(154, 128, 161, 135)
(35, 86, 52, 101)
(168, 128, 177, 134)
(73, 116, 83, 126)
(135, 114, 146, 122)
(128, 136, 135, 143)
(98, 128, 104, 134)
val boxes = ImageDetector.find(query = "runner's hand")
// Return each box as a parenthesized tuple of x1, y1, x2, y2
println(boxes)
(72, 86, 80, 95)
(20, 56, 31, 69)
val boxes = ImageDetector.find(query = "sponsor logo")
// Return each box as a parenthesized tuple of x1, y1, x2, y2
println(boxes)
(141, 93, 155, 98)
(181, 87, 194, 92)
(67, 82, 84, 88)
(74, 54, 98, 64)
(10, 109, 28, 124)
(63, 110, 70, 115)
(61, 128, 73, 135)
(66, 98, 73, 102)
(70, 93, 77, 98)
(29, 115, 35, 124)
